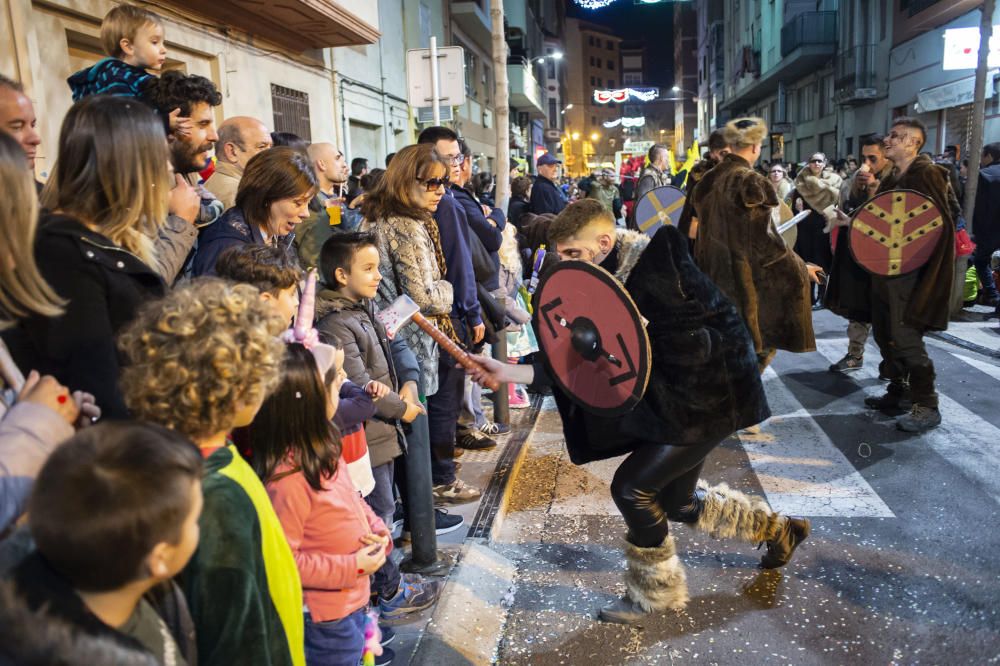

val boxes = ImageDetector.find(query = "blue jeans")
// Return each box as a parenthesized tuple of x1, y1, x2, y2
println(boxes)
(426, 317, 468, 485)
(365, 462, 401, 601)
(304, 609, 365, 666)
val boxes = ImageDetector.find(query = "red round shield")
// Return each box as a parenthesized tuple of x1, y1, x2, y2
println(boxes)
(849, 189, 945, 276)
(533, 261, 651, 416)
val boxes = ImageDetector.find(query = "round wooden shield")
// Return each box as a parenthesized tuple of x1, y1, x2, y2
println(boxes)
(533, 261, 651, 416)
(635, 185, 686, 238)
(850, 190, 945, 277)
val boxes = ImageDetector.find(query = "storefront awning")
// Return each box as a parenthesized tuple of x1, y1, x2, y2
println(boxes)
(915, 71, 997, 113)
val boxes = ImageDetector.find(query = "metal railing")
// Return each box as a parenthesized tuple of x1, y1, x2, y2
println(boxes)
(836, 44, 880, 91)
(781, 11, 837, 57)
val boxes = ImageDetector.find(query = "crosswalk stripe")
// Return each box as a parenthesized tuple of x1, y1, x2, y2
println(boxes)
(951, 351, 1000, 382)
(813, 339, 1000, 508)
(739, 367, 896, 518)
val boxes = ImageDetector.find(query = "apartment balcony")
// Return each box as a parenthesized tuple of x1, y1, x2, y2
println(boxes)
(166, 0, 379, 51)
(451, 0, 493, 51)
(507, 57, 546, 118)
(835, 44, 883, 105)
(722, 11, 836, 111)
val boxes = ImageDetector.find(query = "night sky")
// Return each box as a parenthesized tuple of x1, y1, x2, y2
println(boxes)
(564, 0, 676, 88)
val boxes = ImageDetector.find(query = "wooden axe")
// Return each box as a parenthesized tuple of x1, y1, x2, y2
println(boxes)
(377, 295, 500, 390)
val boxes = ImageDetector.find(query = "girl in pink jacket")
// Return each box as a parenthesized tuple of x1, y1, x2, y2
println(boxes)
(251, 342, 390, 666)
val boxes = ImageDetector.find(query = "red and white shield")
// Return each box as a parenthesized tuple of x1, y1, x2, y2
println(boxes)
(849, 189, 945, 277)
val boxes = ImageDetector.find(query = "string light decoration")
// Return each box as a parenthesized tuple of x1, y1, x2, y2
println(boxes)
(603, 117, 646, 128)
(573, 0, 621, 8)
(593, 87, 660, 103)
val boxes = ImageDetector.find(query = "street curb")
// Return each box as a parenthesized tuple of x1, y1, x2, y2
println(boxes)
(410, 395, 547, 665)
(928, 330, 1000, 359)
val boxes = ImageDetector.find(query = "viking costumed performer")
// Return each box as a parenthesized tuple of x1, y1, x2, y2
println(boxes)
(676, 129, 730, 242)
(826, 117, 957, 432)
(466, 200, 810, 624)
(690, 117, 820, 371)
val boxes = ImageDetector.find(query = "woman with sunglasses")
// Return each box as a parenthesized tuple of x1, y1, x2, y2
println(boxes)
(791, 152, 843, 309)
(362, 144, 480, 503)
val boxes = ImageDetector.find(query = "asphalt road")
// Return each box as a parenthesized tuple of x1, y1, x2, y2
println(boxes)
(491, 309, 1000, 665)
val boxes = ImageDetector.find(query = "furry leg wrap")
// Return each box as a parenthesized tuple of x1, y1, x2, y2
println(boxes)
(623, 534, 689, 612)
(692, 481, 786, 544)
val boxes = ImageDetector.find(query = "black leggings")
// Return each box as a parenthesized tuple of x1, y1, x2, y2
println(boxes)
(610, 437, 722, 548)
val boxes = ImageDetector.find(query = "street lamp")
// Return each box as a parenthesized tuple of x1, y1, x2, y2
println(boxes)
(590, 132, 600, 141)
(561, 103, 574, 115)
(572, 131, 581, 140)
(671, 85, 698, 96)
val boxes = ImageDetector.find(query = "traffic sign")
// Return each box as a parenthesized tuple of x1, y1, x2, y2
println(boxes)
(406, 47, 466, 109)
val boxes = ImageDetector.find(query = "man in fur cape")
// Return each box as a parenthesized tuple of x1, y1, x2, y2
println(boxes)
(676, 129, 730, 242)
(690, 117, 821, 371)
(465, 199, 810, 625)
(827, 117, 957, 433)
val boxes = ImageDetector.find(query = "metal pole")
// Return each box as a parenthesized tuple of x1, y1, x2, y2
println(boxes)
(430, 36, 441, 126)
(963, 0, 996, 231)
(400, 409, 452, 575)
(490, 294, 509, 425)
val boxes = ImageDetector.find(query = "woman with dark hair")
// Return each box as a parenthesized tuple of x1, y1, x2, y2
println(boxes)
(364, 144, 478, 503)
(191, 146, 319, 276)
(2, 95, 170, 420)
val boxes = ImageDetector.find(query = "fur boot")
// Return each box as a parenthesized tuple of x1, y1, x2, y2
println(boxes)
(690, 481, 810, 569)
(600, 534, 689, 624)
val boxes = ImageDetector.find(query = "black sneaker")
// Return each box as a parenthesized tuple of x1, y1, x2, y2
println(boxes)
(457, 429, 496, 451)
(829, 353, 863, 373)
(379, 624, 395, 646)
(400, 508, 466, 541)
(391, 503, 404, 534)
(374, 645, 395, 665)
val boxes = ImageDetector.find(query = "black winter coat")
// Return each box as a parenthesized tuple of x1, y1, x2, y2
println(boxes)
(2, 214, 165, 419)
(528, 176, 567, 216)
(973, 163, 1000, 251)
(11, 551, 198, 665)
(536, 226, 770, 464)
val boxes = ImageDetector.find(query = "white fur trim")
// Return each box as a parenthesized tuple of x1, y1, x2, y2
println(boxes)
(614, 229, 650, 284)
(693, 481, 783, 543)
(623, 535, 689, 612)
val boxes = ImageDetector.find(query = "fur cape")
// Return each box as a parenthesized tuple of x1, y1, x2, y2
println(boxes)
(547, 225, 770, 464)
(690, 154, 816, 354)
(794, 168, 843, 213)
(827, 154, 957, 331)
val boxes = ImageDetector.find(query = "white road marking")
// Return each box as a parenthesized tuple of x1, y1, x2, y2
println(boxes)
(740, 366, 895, 518)
(814, 338, 1000, 508)
(951, 352, 1000, 382)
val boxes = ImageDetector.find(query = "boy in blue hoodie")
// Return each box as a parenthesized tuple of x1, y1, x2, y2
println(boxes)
(68, 4, 187, 133)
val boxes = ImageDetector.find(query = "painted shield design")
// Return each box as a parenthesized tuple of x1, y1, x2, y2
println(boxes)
(635, 185, 686, 238)
(849, 189, 945, 277)
(533, 261, 651, 417)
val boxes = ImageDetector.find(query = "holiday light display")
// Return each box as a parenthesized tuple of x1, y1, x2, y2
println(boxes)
(593, 87, 660, 103)
(603, 117, 646, 128)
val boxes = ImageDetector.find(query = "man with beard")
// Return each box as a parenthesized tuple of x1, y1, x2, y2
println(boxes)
(146, 71, 223, 282)
(826, 134, 894, 373)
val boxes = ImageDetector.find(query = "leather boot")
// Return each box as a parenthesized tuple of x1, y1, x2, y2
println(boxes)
(864, 379, 911, 412)
(897, 365, 941, 432)
(599, 534, 688, 624)
(689, 482, 810, 569)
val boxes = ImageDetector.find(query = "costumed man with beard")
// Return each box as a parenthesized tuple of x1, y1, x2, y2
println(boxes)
(791, 152, 843, 308)
(628, 143, 673, 230)
(826, 134, 894, 373)
(827, 117, 957, 432)
(690, 117, 820, 371)
(677, 129, 730, 241)
(465, 199, 811, 625)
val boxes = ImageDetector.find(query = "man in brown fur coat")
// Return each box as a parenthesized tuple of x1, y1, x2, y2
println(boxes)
(855, 117, 957, 432)
(690, 117, 821, 370)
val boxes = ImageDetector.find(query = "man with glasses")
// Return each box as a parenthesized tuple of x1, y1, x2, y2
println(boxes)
(827, 135, 894, 373)
(860, 117, 958, 432)
(529, 152, 568, 215)
(416, 126, 486, 503)
(205, 116, 273, 209)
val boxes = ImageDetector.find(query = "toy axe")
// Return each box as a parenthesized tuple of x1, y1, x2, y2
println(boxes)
(377, 295, 500, 390)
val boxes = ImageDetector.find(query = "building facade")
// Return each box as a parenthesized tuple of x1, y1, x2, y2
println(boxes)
(1, 0, 379, 180)
(563, 18, 622, 175)
(673, 1, 699, 154)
